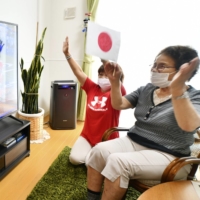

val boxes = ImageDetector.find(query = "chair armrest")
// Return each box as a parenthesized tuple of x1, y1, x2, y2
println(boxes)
(102, 127, 129, 141)
(161, 156, 193, 183)
(161, 157, 200, 182)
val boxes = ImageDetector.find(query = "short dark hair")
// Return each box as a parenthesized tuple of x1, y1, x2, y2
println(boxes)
(98, 65, 125, 83)
(157, 45, 199, 80)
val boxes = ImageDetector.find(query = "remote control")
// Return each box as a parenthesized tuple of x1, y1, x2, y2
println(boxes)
(2, 137, 15, 146)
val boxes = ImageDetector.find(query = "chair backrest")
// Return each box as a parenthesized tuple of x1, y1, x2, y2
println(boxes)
(189, 131, 200, 180)
(195, 129, 200, 142)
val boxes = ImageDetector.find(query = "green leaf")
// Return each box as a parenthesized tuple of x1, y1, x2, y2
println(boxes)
(20, 27, 47, 114)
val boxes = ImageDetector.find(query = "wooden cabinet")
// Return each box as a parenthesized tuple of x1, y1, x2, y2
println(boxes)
(0, 116, 30, 180)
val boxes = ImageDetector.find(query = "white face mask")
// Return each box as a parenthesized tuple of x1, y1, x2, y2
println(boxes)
(150, 71, 176, 88)
(98, 78, 111, 91)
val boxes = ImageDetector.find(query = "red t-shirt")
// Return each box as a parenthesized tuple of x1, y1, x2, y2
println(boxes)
(80, 78, 126, 146)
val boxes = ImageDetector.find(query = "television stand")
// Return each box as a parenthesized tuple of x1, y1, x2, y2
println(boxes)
(9, 115, 24, 124)
(0, 116, 30, 180)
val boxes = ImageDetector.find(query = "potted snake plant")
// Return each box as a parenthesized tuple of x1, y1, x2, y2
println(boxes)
(18, 27, 47, 140)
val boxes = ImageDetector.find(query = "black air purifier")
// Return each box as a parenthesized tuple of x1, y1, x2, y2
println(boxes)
(49, 80, 77, 130)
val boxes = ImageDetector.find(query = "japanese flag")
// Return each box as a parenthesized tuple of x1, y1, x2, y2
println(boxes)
(86, 21, 121, 62)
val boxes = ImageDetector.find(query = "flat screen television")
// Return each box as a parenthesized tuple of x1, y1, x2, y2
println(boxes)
(0, 21, 18, 120)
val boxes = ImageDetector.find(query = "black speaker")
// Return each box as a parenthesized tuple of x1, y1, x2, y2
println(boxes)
(49, 80, 77, 130)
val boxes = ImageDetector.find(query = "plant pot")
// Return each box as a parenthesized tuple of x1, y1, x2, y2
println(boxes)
(18, 108, 44, 140)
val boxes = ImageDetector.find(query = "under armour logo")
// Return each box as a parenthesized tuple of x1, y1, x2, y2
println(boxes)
(91, 96, 107, 108)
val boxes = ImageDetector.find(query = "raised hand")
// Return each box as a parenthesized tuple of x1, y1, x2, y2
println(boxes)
(170, 57, 199, 95)
(104, 62, 122, 82)
(63, 37, 70, 56)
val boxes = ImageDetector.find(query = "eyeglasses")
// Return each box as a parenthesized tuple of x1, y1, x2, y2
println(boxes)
(150, 63, 175, 72)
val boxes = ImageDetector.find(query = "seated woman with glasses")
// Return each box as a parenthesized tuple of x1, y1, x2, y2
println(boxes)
(86, 45, 200, 200)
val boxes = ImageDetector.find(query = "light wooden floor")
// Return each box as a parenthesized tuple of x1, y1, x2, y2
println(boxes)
(0, 119, 84, 200)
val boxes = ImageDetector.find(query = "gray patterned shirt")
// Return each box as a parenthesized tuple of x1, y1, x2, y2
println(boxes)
(125, 83, 200, 157)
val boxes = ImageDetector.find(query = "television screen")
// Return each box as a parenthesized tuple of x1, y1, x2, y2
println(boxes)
(0, 21, 18, 120)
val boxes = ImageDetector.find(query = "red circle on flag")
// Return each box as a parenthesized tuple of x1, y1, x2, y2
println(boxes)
(98, 32, 112, 52)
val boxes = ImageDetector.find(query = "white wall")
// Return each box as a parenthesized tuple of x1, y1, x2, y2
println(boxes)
(0, 0, 37, 61)
(40, 0, 87, 116)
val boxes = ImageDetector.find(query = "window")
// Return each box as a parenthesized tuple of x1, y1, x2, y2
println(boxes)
(94, 0, 200, 127)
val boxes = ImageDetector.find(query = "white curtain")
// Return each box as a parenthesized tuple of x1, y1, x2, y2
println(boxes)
(93, 0, 200, 128)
